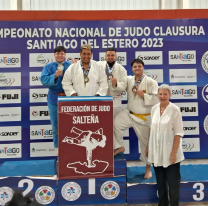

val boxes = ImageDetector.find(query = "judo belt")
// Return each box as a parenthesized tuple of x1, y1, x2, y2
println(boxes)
(49, 90, 66, 96)
(56, 93, 66, 96)
(129, 111, 150, 121)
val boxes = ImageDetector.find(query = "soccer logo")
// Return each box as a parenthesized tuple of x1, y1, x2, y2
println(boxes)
(100, 181, 120, 200)
(61, 182, 81, 201)
(0, 187, 13, 206)
(35, 186, 55, 204)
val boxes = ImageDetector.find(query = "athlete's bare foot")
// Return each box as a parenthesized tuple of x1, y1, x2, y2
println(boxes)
(114, 147, 125, 156)
(144, 164, 152, 179)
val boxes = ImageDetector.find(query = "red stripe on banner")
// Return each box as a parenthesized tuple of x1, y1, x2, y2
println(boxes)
(1, 10, 208, 21)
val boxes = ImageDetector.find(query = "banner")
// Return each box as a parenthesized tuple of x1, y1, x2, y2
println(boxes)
(0, 19, 208, 162)
(58, 96, 113, 179)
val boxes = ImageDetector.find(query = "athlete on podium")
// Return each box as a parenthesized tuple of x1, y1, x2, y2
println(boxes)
(62, 44, 108, 97)
(40, 46, 71, 151)
(97, 48, 127, 117)
(113, 58, 159, 179)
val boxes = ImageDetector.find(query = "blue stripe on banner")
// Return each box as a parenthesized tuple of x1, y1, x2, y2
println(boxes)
(58, 96, 113, 101)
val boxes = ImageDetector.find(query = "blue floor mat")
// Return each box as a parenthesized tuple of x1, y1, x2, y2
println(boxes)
(127, 164, 208, 184)
(0, 159, 57, 177)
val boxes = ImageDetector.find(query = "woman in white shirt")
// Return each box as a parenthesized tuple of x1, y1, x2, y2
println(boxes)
(146, 84, 184, 206)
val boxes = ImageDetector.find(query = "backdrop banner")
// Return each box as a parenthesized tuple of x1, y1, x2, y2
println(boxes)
(58, 96, 113, 179)
(0, 19, 208, 162)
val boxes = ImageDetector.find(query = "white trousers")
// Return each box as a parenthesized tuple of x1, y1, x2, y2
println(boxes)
(113, 107, 122, 117)
(114, 108, 150, 165)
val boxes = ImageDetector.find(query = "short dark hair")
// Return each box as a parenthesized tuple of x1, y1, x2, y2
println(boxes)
(5, 192, 43, 206)
(54, 46, 66, 53)
(131, 58, 144, 67)
(106, 48, 116, 53)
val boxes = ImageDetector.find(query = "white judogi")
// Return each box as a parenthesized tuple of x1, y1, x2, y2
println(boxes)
(62, 60, 108, 96)
(114, 75, 159, 164)
(97, 61, 127, 117)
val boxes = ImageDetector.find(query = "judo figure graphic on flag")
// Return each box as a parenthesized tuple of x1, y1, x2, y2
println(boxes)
(62, 126, 109, 175)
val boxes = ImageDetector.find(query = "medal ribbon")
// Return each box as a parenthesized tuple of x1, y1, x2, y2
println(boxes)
(133, 74, 145, 88)
(81, 61, 91, 76)
(106, 63, 115, 76)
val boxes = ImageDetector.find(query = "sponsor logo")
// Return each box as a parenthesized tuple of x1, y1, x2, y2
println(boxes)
(30, 72, 42, 86)
(202, 84, 208, 103)
(37, 54, 53, 65)
(135, 51, 163, 65)
(61, 182, 81, 201)
(0, 73, 21, 87)
(32, 93, 38, 99)
(29, 53, 54, 67)
(170, 86, 197, 99)
(204, 115, 208, 135)
(30, 106, 50, 120)
(0, 187, 13, 206)
(66, 53, 93, 62)
(183, 121, 199, 135)
(67, 57, 80, 62)
(99, 52, 126, 66)
(30, 142, 57, 157)
(116, 55, 126, 65)
(66, 53, 85, 62)
(0, 147, 20, 154)
(30, 125, 52, 140)
(138, 55, 160, 60)
(174, 103, 198, 116)
(32, 93, 47, 99)
(144, 69, 163, 83)
(30, 88, 48, 103)
(169, 51, 196, 64)
(184, 127, 196, 130)
(100, 181, 120, 200)
(0, 94, 19, 99)
(35, 186, 55, 205)
(40, 111, 49, 116)
(31, 147, 47, 152)
(0, 144, 21, 158)
(30, 129, 52, 137)
(181, 107, 196, 112)
(0, 89, 21, 104)
(201, 51, 208, 73)
(172, 89, 196, 96)
(0, 54, 21, 67)
(182, 138, 200, 152)
(32, 111, 38, 117)
(169, 69, 196, 83)
(0, 132, 19, 136)
(0, 107, 21, 122)
(170, 53, 194, 60)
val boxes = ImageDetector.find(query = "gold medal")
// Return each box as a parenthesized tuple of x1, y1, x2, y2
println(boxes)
(132, 87, 137, 93)
(143, 90, 146, 93)
(84, 76, 89, 83)
(108, 74, 113, 80)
